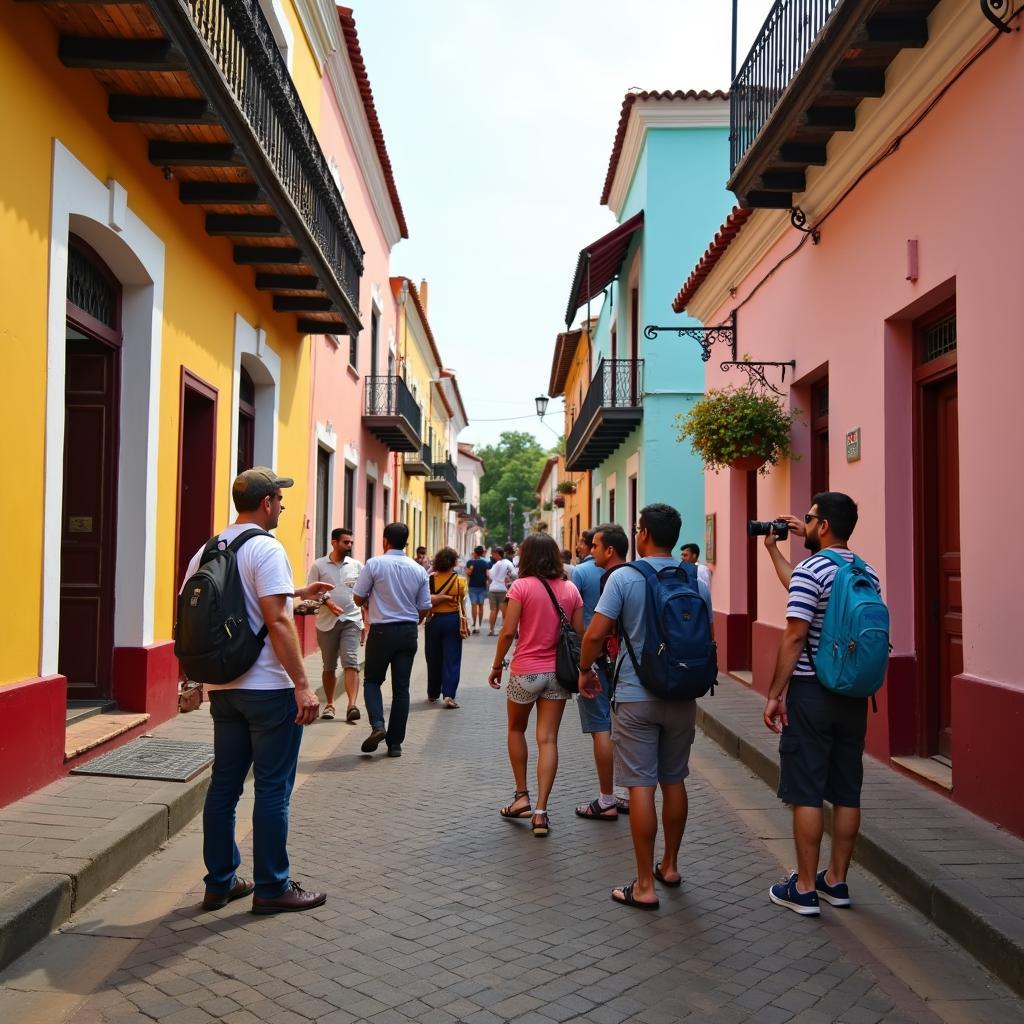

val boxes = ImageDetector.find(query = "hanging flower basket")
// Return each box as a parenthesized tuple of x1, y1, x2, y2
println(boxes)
(556, 480, 577, 495)
(542, 500, 553, 511)
(553, 495, 566, 508)
(675, 386, 800, 476)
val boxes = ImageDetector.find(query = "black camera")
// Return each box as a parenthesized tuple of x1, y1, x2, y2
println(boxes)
(748, 519, 789, 540)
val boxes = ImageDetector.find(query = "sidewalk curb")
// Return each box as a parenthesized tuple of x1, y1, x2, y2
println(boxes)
(0, 772, 211, 973)
(695, 702, 1024, 999)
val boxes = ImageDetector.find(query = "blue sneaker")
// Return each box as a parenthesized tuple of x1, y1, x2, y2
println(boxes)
(769, 873, 820, 916)
(815, 869, 851, 907)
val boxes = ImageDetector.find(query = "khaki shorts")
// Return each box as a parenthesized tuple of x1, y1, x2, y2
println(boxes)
(612, 699, 697, 787)
(488, 591, 507, 611)
(316, 619, 360, 672)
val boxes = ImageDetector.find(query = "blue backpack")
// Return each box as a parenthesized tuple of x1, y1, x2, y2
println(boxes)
(615, 561, 717, 701)
(810, 550, 890, 698)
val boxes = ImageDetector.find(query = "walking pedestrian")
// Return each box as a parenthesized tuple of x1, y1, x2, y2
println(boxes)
(306, 527, 367, 723)
(425, 546, 468, 708)
(464, 544, 491, 634)
(183, 468, 332, 914)
(680, 542, 712, 591)
(488, 533, 583, 837)
(572, 524, 629, 821)
(579, 503, 711, 909)
(352, 522, 432, 758)
(415, 545, 430, 568)
(486, 545, 513, 636)
(762, 493, 882, 916)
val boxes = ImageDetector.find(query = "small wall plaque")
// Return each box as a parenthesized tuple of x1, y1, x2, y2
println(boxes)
(846, 428, 861, 463)
(68, 516, 93, 533)
(705, 513, 716, 564)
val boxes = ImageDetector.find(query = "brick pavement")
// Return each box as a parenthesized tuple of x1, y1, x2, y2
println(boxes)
(2, 637, 1023, 1023)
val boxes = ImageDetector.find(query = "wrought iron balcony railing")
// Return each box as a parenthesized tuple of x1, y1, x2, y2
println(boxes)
(565, 358, 644, 472)
(363, 375, 420, 431)
(429, 457, 461, 492)
(185, 0, 364, 305)
(730, 0, 841, 172)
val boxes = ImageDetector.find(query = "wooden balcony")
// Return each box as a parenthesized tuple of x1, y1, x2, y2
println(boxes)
(36, 0, 364, 334)
(729, 0, 941, 209)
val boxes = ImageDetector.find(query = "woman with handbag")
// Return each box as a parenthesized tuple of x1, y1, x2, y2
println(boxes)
(488, 533, 583, 837)
(425, 547, 470, 708)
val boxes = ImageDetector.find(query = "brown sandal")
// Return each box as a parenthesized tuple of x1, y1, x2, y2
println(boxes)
(500, 790, 532, 818)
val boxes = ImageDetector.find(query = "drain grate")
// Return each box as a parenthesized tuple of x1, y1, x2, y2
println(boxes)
(70, 738, 214, 782)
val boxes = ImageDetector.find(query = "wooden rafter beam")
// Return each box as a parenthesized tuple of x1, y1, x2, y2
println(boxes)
(59, 37, 186, 71)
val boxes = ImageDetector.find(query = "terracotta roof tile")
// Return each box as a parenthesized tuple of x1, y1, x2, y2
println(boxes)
(601, 89, 729, 206)
(338, 7, 409, 238)
(671, 205, 753, 313)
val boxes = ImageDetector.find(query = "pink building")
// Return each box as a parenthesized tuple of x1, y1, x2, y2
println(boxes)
(304, 7, 411, 569)
(676, 2, 1023, 835)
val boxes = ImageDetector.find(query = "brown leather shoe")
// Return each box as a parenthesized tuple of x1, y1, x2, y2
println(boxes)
(202, 876, 255, 911)
(251, 880, 326, 915)
(360, 727, 387, 753)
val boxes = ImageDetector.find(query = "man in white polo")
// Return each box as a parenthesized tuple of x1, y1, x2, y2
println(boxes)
(307, 527, 368, 723)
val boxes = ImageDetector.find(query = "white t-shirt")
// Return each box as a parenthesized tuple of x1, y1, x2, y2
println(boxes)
(306, 555, 363, 630)
(696, 563, 712, 591)
(488, 558, 513, 592)
(182, 523, 295, 690)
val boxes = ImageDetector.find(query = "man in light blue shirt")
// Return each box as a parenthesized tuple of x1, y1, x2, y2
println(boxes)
(579, 503, 711, 911)
(353, 522, 432, 758)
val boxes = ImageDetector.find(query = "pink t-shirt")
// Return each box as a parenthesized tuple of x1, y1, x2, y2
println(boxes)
(507, 576, 583, 675)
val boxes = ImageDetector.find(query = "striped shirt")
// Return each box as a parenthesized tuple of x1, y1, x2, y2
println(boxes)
(787, 549, 881, 676)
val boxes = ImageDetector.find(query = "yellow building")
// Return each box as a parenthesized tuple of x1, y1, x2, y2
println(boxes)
(0, 0, 364, 802)
(547, 325, 594, 551)
(391, 279, 467, 558)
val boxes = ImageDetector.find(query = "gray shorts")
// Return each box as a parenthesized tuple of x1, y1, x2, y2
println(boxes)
(612, 699, 697, 787)
(316, 619, 360, 672)
(488, 591, 507, 611)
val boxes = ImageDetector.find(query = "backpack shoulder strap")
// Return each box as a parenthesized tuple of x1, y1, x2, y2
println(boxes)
(227, 527, 270, 553)
(818, 548, 848, 570)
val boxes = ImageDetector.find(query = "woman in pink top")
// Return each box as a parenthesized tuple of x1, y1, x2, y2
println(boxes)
(488, 534, 583, 836)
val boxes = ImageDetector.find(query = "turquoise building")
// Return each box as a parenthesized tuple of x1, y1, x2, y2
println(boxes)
(560, 90, 732, 553)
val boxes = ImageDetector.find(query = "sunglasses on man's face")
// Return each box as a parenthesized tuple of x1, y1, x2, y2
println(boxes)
(804, 513, 823, 524)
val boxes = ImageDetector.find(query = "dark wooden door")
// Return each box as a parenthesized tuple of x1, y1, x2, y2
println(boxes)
(365, 478, 376, 561)
(175, 372, 217, 594)
(921, 373, 961, 759)
(741, 469, 758, 670)
(316, 447, 330, 558)
(60, 329, 119, 698)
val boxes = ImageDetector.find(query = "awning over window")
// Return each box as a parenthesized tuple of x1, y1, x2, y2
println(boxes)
(564, 210, 644, 328)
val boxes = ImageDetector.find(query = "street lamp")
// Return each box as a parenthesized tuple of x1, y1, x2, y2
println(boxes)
(506, 495, 516, 544)
(534, 394, 549, 417)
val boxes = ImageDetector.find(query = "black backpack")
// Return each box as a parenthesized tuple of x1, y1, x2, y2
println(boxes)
(174, 528, 269, 684)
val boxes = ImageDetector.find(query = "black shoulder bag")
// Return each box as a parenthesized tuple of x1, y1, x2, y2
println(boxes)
(537, 577, 582, 694)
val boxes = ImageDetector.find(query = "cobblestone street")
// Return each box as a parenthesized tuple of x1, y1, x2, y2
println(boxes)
(2, 637, 1022, 1024)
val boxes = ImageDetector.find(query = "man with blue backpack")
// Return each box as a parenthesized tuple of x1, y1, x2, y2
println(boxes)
(579, 503, 715, 910)
(763, 492, 888, 917)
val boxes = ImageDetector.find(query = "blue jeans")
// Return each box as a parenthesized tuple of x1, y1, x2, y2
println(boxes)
(363, 622, 419, 748)
(425, 612, 463, 700)
(203, 688, 303, 899)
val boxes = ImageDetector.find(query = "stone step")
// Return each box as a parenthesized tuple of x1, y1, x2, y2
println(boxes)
(64, 713, 150, 762)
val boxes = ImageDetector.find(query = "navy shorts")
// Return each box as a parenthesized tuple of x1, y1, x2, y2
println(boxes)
(777, 676, 868, 808)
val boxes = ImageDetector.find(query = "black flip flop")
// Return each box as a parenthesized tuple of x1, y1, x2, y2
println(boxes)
(654, 865, 682, 888)
(611, 881, 659, 910)
(575, 798, 618, 821)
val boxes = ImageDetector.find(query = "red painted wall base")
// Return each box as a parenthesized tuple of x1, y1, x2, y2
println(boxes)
(714, 610, 751, 672)
(296, 613, 318, 658)
(112, 640, 179, 725)
(952, 673, 1024, 838)
(0, 675, 67, 807)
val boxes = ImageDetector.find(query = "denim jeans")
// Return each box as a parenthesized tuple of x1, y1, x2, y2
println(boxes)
(203, 688, 303, 899)
(363, 622, 419, 748)
(424, 612, 463, 700)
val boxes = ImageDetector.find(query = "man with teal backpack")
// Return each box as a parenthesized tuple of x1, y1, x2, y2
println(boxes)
(762, 492, 888, 916)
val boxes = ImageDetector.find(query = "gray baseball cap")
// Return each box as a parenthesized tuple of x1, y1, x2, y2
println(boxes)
(232, 467, 294, 505)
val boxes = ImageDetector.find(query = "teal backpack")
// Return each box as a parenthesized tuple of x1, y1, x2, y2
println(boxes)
(810, 550, 890, 699)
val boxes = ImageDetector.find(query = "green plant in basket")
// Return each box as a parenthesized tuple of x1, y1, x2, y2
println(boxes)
(676, 385, 800, 475)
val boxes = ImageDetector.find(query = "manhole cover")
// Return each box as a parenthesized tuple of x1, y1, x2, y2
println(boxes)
(71, 739, 214, 782)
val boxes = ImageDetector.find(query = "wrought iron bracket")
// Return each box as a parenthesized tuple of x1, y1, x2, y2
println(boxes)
(644, 310, 736, 362)
(790, 207, 820, 244)
(980, 0, 1015, 32)
(719, 360, 796, 396)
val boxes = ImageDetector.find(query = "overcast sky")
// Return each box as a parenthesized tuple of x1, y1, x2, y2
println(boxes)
(353, 1, 775, 450)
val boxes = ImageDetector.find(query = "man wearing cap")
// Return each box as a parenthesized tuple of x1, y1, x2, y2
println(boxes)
(352, 521, 432, 757)
(183, 467, 332, 914)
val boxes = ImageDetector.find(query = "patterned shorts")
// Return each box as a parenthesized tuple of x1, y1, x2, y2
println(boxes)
(506, 671, 571, 705)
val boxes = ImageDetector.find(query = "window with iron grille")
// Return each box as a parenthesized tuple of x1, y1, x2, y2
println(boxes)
(922, 315, 956, 363)
(349, 333, 358, 371)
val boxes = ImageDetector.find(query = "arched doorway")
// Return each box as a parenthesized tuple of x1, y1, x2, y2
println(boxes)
(60, 236, 122, 699)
